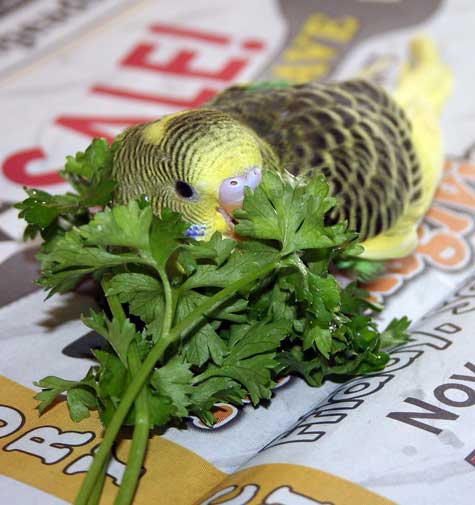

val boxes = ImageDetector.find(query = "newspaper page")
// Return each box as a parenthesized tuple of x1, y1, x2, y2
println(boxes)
(1, 1, 474, 504)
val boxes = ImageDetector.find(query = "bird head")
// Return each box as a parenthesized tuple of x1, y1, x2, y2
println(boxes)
(113, 109, 265, 239)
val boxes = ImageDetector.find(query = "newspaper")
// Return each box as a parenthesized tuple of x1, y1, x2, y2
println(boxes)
(1, 1, 475, 503)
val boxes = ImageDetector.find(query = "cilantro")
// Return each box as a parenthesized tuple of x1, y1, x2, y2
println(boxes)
(234, 172, 349, 254)
(380, 316, 412, 349)
(18, 137, 410, 505)
(106, 273, 164, 324)
(15, 138, 119, 244)
(334, 252, 387, 283)
(83, 311, 139, 367)
(150, 356, 193, 417)
(34, 370, 97, 422)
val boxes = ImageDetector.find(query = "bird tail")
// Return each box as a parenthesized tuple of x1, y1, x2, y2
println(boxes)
(393, 35, 453, 115)
(393, 36, 452, 199)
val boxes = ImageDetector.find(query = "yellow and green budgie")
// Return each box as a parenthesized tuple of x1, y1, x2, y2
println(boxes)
(112, 37, 452, 260)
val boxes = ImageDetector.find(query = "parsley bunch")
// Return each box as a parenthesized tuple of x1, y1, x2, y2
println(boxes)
(16, 139, 410, 505)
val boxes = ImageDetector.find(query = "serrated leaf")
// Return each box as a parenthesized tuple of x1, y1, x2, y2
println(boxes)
(150, 356, 193, 417)
(64, 138, 112, 180)
(146, 390, 175, 427)
(84, 311, 138, 367)
(228, 319, 290, 360)
(195, 354, 277, 405)
(34, 373, 97, 418)
(184, 232, 236, 266)
(106, 273, 164, 324)
(175, 291, 227, 366)
(15, 189, 65, 228)
(81, 179, 117, 207)
(80, 200, 152, 252)
(234, 171, 350, 255)
(278, 348, 324, 386)
(149, 208, 190, 267)
(380, 317, 411, 349)
(303, 325, 332, 358)
(190, 377, 245, 416)
(93, 349, 127, 401)
(67, 388, 97, 422)
(181, 248, 278, 290)
(15, 138, 119, 246)
(195, 319, 289, 405)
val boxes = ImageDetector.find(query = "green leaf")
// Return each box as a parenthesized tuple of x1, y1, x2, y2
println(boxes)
(341, 282, 382, 315)
(234, 171, 350, 255)
(184, 232, 236, 266)
(228, 319, 291, 360)
(354, 351, 390, 374)
(106, 273, 164, 324)
(80, 200, 152, 252)
(34, 376, 77, 414)
(81, 179, 117, 207)
(303, 325, 332, 358)
(84, 311, 138, 367)
(195, 354, 277, 405)
(150, 356, 193, 417)
(64, 138, 113, 180)
(67, 388, 98, 422)
(380, 317, 411, 349)
(15, 189, 66, 228)
(36, 199, 161, 295)
(195, 319, 290, 404)
(278, 348, 324, 386)
(335, 254, 386, 283)
(146, 390, 175, 427)
(175, 291, 228, 366)
(34, 372, 97, 419)
(190, 377, 245, 417)
(149, 208, 190, 267)
(181, 247, 278, 290)
(15, 138, 119, 244)
(93, 349, 127, 400)
(208, 297, 248, 323)
(346, 315, 379, 351)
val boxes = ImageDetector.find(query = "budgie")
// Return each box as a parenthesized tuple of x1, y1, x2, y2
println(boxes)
(113, 37, 452, 260)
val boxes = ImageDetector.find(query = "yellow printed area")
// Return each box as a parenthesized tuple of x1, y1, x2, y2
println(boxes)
(273, 12, 359, 82)
(201, 463, 394, 505)
(0, 375, 225, 504)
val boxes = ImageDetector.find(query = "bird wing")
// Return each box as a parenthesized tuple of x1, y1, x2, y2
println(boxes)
(206, 79, 423, 255)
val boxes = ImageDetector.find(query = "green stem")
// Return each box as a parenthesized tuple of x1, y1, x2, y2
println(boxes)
(74, 260, 278, 505)
(103, 280, 126, 325)
(157, 265, 173, 339)
(114, 266, 168, 503)
(171, 260, 278, 339)
(87, 460, 107, 505)
(114, 343, 150, 505)
(75, 278, 148, 505)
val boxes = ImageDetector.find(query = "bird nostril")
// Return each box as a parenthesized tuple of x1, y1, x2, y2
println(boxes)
(230, 180, 239, 186)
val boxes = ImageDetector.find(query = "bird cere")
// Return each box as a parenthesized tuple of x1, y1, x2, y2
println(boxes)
(15, 36, 450, 505)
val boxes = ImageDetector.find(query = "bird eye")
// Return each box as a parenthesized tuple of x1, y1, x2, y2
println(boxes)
(175, 181, 194, 199)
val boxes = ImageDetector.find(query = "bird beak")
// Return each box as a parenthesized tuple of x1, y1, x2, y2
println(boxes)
(218, 167, 262, 215)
